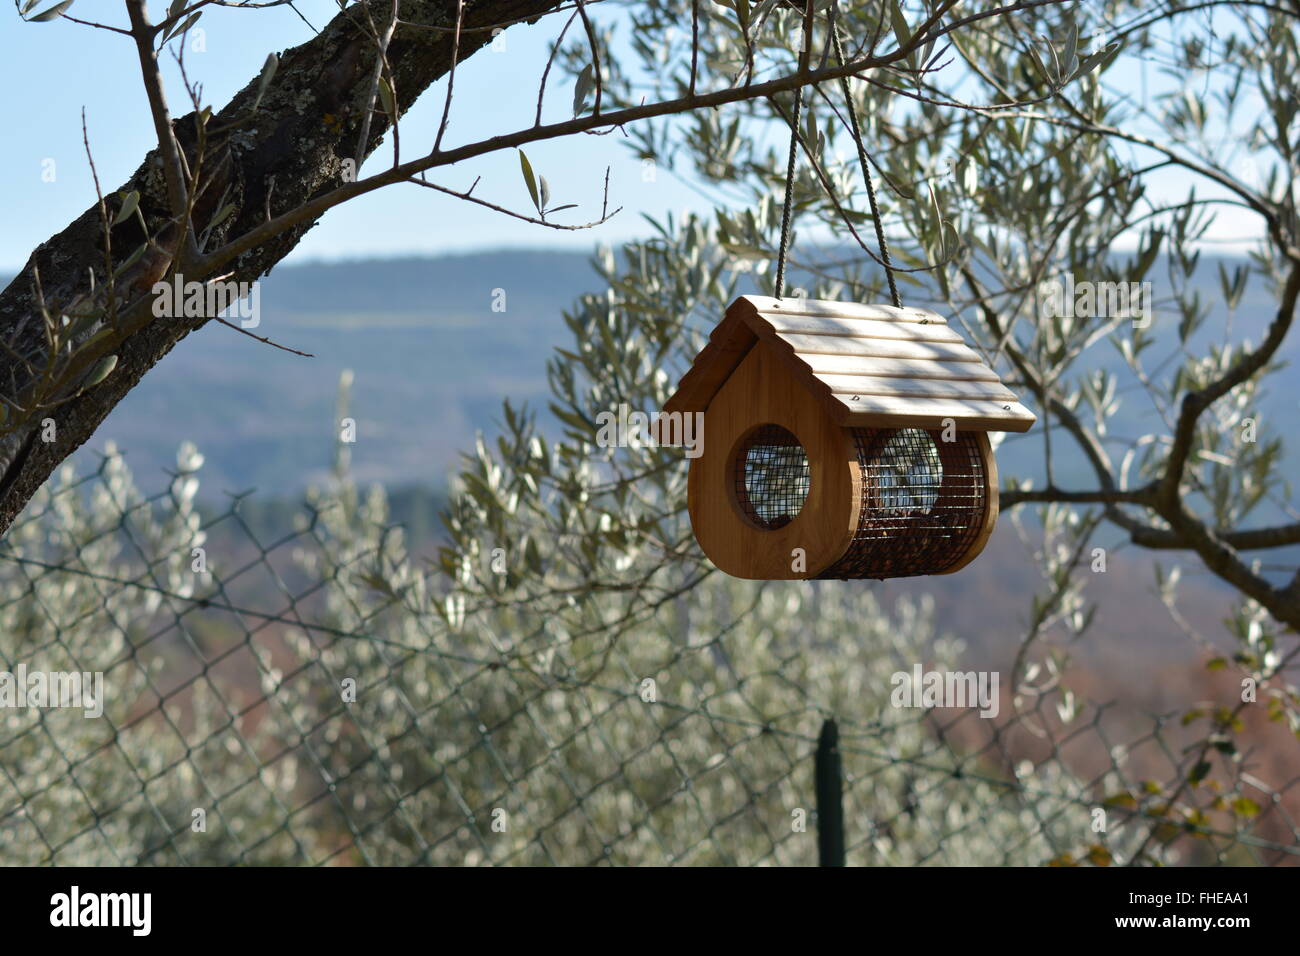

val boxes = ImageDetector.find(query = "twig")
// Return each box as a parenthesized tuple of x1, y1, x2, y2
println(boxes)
(434, 0, 466, 152)
(353, 0, 400, 170)
(203, 3, 1060, 278)
(81, 108, 118, 330)
(125, 0, 196, 264)
(535, 9, 580, 126)
(573, 0, 602, 115)
(405, 176, 621, 230)
(212, 317, 313, 357)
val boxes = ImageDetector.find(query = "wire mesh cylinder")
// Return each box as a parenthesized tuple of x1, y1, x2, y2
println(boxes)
(816, 427, 990, 579)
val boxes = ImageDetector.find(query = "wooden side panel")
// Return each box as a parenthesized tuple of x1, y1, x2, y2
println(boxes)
(687, 341, 857, 579)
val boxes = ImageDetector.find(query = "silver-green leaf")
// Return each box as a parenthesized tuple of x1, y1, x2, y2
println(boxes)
(253, 53, 279, 112)
(29, 0, 74, 21)
(85, 355, 118, 388)
(519, 150, 540, 212)
(112, 191, 140, 227)
(572, 63, 594, 117)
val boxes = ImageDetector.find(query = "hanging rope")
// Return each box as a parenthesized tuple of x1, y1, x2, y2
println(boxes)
(773, 2, 819, 299)
(774, 19, 901, 308)
(773, 63, 806, 296)
(832, 29, 901, 308)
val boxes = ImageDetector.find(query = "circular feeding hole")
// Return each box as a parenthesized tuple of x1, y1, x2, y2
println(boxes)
(871, 428, 943, 515)
(733, 425, 811, 530)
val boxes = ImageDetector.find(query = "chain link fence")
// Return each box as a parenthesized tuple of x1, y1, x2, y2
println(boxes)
(0, 448, 1297, 866)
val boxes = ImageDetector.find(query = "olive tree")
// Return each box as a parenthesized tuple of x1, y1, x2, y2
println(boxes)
(4, 0, 1297, 865)
(555, 0, 1300, 746)
(2, 289, 1147, 865)
(0, 0, 1063, 533)
(438, 0, 1300, 859)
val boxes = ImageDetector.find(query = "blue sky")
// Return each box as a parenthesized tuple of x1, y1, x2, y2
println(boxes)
(0, 1, 1267, 273)
(0, 0, 709, 271)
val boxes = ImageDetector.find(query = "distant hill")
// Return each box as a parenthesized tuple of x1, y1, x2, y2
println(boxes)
(3, 247, 1293, 506)
(64, 250, 600, 494)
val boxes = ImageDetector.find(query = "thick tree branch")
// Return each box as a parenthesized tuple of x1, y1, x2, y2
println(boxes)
(1161, 262, 1300, 505)
(963, 252, 1300, 629)
(199, 29, 983, 277)
(0, 0, 1075, 544)
(0, 0, 569, 536)
(1129, 522, 1300, 551)
(1001, 486, 1154, 507)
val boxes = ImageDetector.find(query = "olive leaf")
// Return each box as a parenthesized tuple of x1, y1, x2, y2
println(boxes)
(252, 53, 279, 112)
(112, 191, 140, 227)
(162, 10, 202, 43)
(378, 76, 397, 119)
(572, 63, 594, 117)
(28, 0, 74, 22)
(84, 355, 118, 388)
(518, 150, 540, 213)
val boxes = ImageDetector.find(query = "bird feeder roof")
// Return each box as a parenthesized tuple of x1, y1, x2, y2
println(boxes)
(663, 295, 1036, 432)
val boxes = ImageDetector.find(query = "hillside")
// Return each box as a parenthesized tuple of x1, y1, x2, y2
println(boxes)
(62, 250, 600, 494)
(22, 247, 1290, 501)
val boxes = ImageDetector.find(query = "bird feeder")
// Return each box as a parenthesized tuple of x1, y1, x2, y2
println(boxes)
(661, 296, 1036, 580)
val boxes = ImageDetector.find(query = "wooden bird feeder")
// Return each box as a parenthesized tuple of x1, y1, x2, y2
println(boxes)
(661, 296, 1036, 580)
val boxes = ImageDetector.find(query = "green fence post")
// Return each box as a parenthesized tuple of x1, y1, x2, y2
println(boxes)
(816, 717, 844, 866)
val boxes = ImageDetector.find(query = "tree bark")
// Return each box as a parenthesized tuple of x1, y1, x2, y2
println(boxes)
(0, 0, 563, 535)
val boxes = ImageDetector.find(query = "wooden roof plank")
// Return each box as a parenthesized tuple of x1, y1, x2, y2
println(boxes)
(773, 333, 986, 363)
(758, 312, 967, 343)
(744, 295, 941, 323)
(660, 296, 1037, 432)
(815, 373, 1018, 402)
(661, 306, 757, 414)
(834, 393, 1036, 431)
(844, 409, 1035, 431)
(800, 353, 1000, 381)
